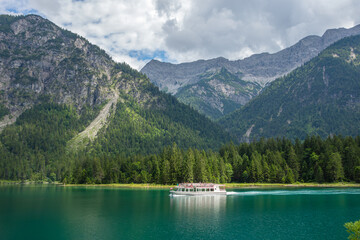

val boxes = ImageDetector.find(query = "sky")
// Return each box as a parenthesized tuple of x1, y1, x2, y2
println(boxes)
(1, 0, 360, 70)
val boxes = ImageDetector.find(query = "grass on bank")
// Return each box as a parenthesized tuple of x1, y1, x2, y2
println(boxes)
(2, 180, 360, 188)
(62, 182, 360, 188)
(62, 183, 174, 189)
(0, 180, 21, 184)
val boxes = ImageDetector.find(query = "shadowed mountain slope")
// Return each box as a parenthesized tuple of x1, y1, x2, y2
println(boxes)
(219, 35, 360, 141)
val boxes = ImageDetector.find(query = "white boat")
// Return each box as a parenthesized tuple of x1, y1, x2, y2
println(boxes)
(170, 183, 227, 196)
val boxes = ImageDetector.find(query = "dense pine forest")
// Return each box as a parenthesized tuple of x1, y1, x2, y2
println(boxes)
(1, 132, 360, 184)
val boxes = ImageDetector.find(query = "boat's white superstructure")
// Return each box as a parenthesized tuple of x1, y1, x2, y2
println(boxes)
(170, 183, 226, 196)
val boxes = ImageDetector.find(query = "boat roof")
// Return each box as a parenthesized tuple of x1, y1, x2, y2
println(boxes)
(177, 183, 225, 187)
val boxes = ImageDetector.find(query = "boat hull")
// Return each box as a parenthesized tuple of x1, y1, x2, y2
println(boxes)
(170, 190, 227, 196)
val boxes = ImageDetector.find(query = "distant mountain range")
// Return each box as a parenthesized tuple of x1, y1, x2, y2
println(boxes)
(0, 14, 233, 159)
(141, 24, 360, 119)
(219, 34, 360, 141)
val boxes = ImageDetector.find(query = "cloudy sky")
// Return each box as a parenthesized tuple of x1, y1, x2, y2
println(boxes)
(1, 0, 360, 69)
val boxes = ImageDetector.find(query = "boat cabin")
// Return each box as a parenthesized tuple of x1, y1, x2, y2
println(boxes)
(175, 183, 225, 193)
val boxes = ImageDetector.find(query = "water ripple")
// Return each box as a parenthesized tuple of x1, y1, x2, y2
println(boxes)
(226, 188, 360, 196)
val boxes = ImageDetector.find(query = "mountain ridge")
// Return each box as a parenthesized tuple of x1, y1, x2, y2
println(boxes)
(141, 24, 360, 119)
(219, 35, 360, 141)
(142, 24, 360, 90)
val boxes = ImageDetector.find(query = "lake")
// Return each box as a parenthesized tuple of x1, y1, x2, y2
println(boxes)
(0, 185, 359, 240)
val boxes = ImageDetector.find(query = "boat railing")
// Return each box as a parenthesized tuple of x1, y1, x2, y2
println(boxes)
(177, 183, 224, 188)
(175, 183, 226, 192)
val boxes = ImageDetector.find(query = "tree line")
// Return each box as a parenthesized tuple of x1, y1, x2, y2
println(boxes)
(65, 135, 360, 184)
(2, 134, 360, 184)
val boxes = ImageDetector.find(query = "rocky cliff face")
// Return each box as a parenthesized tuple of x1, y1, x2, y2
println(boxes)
(0, 14, 233, 154)
(141, 24, 360, 119)
(175, 68, 261, 120)
(0, 15, 116, 129)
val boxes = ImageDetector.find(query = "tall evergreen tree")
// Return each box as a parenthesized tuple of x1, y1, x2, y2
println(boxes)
(183, 149, 195, 183)
(326, 152, 345, 182)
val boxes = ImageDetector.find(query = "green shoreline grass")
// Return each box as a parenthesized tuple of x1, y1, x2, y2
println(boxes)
(62, 183, 174, 189)
(63, 182, 360, 189)
(2, 180, 360, 189)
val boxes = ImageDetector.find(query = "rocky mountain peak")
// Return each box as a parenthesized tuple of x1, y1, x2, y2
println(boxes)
(0, 14, 116, 129)
(142, 24, 360, 89)
(141, 23, 360, 119)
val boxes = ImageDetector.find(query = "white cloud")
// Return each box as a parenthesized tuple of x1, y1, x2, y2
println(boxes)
(162, 0, 360, 62)
(1, 0, 360, 69)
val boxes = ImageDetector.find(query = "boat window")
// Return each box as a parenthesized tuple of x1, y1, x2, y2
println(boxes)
(211, 188, 214, 191)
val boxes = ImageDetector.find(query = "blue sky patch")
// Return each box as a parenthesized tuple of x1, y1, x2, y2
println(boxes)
(129, 49, 169, 62)
(6, 7, 40, 16)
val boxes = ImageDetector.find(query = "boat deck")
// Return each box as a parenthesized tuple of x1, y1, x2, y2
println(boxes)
(170, 183, 227, 196)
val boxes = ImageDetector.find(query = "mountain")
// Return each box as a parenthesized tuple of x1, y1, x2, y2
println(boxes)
(0, 14, 115, 129)
(175, 67, 261, 119)
(219, 35, 360, 141)
(0, 14, 233, 162)
(141, 24, 360, 119)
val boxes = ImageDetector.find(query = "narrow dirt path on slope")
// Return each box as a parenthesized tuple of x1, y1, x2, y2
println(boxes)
(67, 89, 119, 151)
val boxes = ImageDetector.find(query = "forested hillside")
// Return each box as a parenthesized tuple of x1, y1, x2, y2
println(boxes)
(0, 14, 234, 181)
(219, 35, 360, 141)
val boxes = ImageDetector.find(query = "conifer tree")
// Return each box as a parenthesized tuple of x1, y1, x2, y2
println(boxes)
(183, 149, 195, 183)
(326, 152, 345, 182)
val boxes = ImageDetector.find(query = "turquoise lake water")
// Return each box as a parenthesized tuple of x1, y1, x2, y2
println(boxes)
(0, 185, 360, 240)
